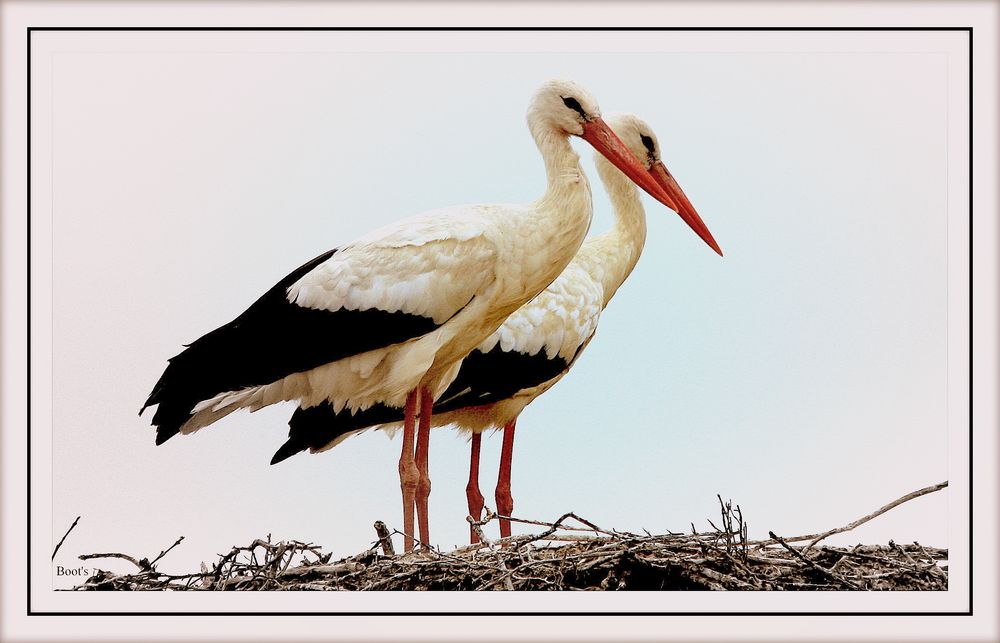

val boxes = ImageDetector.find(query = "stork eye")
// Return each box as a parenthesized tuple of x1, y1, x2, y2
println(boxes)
(640, 134, 656, 156)
(561, 96, 587, 118)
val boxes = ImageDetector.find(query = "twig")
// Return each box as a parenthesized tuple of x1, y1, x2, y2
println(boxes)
(280, 562, 364, 578)
(149, 536, 185, 568)
(467, 516, 493, 546)
(802, 481, 948, 551)
(512, 533, 605, 544)
(79, 551, 147, 571)
(505, 513, 619, 537)
(52, 516, 81, 561)
(373, 521, 395, 556)
(769, 531, 861, 590)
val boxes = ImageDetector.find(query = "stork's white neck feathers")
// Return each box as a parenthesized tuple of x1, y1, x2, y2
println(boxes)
(524, 82, 596, 211)
(487, 104, 594, 316)
(575, 151, 648, 306)
(530, 125, 591, 204)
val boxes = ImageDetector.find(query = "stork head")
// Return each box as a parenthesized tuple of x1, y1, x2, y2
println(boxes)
(604, 113, 662, 170)
(601, 112, 723, 257)
(527, 79, 603, 137)
(528, 81, 683, 216)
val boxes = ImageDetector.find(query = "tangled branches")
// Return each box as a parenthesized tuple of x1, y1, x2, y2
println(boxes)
(69, 482, 948, 592)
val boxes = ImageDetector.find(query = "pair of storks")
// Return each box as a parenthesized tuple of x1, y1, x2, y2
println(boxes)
(142, 80, 722, 552)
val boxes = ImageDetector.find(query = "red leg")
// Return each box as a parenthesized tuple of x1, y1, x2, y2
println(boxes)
(466, 432, 485, 544)
(398, 390, 419, 553)
(495, 418, 517, 539)
(414, 387, 434, 549)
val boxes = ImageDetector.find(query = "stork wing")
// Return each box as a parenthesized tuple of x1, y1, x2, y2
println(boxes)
(271, 263, 604, 463)
(144, 210, 496, 445)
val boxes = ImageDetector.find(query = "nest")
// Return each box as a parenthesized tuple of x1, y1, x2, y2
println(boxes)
(67, 483, 948, 592)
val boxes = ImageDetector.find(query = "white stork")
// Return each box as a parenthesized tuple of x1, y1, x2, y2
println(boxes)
(141, 82, 687, 552)
(270, 113, 722, 542)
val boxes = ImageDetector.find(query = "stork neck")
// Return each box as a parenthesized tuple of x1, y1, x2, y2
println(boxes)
(579, 156, 649, 306)
(482, 121, 593, 319)
(528, 121, 591, 206)
(523, 121, 594, 284)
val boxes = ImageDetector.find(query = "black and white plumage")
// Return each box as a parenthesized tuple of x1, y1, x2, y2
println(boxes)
(141, 215, 495, 445)
(269, 113, 720, 464)
(142, 247, 439, 445)
(271, 261, 602, 463)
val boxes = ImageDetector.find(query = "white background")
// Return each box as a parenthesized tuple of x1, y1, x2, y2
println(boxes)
(2, 1, 996, 642)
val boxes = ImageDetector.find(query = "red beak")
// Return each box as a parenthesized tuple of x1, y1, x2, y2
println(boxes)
(580, 118, 677, 212)
(650, 161, 723, 257)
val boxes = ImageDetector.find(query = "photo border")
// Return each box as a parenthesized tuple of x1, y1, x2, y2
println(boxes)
(24, 25, 974, 618)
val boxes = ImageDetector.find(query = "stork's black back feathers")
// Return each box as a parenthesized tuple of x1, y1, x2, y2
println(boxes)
(271, 345, 570, 464)
(142, 248, 440, 445)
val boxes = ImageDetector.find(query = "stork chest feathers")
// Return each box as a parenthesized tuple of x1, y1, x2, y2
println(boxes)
(480, 262, 604, 362)
(491, 178, 594, 311)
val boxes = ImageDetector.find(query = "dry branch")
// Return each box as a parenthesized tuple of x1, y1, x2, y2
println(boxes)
(768, 531, 860, 590)
(801, 481, 948, 551)
(52, 516, 80, 561)
(373, 521, 395, 557)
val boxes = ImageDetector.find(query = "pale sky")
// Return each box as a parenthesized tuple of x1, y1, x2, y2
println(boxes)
(38, 31, 959, 587)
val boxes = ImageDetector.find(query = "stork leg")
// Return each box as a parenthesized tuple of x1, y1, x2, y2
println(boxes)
(398, 389, 419, 553)
(495, 418, 517, 539)
(414, 387, 434, 549)
(466, 432, 485, 544)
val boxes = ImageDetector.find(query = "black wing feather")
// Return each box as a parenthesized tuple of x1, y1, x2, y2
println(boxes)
(143, 248, 440, 445)
(271, 345, 570, 463)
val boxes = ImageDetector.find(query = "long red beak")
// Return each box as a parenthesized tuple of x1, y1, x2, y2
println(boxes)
(580, 118, 677, 212)
(650, 161, 723, 257)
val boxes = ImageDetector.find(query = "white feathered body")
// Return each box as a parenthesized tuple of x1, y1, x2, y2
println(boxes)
(182, 182, 594, 436)
(343, 123, 651, 442)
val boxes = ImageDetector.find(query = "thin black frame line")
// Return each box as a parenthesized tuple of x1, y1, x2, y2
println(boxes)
(24, 610, 975, 617)
(966, 25, 974, 616)
(26, 26, 33, 617)
(25, 26, 971, 32)
(25, 26, 974, 617)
